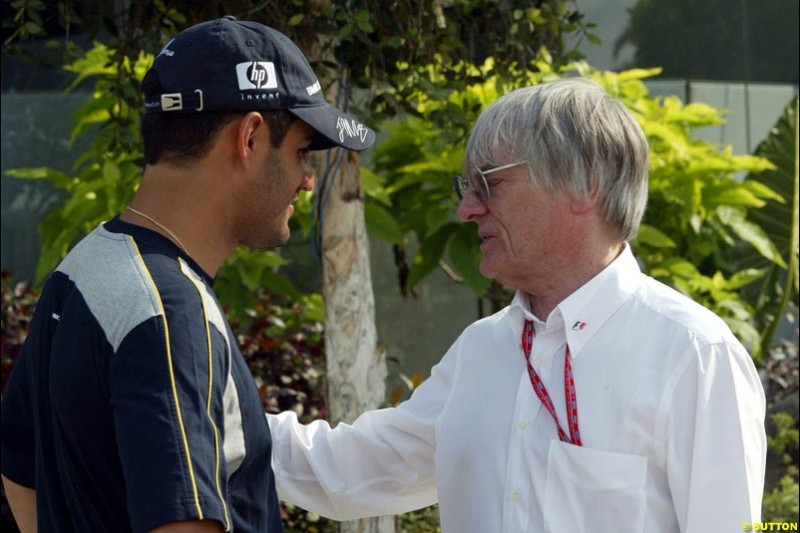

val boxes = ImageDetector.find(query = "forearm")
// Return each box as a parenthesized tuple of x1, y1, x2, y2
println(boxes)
(268, 343, 459, 520)
(268, 409, 438, 520)
(2, 475, 37, 533)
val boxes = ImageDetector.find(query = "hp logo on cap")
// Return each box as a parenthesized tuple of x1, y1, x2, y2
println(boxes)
(236, 61, 278, 90)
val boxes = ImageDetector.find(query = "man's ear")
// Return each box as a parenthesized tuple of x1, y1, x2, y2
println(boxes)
(571, 184, 601, 214)
(235, 111, 270, 165)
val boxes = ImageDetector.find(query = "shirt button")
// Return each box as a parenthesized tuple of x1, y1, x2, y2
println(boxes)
(511, 492, 521, 502)
(517, 420, 528, 430)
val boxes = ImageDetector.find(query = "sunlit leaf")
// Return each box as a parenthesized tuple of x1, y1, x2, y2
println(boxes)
(407, 223, 458, 289)
(448, 225, 491, 295)
(636, 224, 676, 248)
(5, 167, 71, 189)
(365, 203, 403, 244)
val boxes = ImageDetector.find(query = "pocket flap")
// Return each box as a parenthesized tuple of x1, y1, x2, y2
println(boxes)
(547, 440, 647, 491)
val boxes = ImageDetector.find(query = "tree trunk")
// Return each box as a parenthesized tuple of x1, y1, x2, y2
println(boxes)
(321, 149, 395, 533)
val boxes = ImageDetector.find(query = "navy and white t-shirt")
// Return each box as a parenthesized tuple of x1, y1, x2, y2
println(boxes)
(1, 217, 283, 532)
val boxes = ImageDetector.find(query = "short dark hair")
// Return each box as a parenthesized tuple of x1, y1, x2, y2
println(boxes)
(140, 69, 297, 166)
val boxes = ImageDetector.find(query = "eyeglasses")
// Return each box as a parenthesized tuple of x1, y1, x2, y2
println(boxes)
(453, 161, 527, 203)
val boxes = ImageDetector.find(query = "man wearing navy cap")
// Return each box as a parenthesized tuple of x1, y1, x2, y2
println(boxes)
(1, 17, 374, 533)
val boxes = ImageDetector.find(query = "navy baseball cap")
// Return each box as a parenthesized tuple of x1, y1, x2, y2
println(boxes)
(144, 16, 375, 152)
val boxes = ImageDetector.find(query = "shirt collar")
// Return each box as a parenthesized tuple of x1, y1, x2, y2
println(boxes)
(507, 291, 545, 348)
(506, 243, 643, 358)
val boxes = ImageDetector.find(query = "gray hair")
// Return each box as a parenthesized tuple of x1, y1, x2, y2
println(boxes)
(465, 77, 649, 241)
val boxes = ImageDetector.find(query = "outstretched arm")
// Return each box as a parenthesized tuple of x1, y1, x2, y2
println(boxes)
(267, 338, 462, 520)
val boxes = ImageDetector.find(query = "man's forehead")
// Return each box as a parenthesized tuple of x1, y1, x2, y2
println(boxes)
(467, 155, 510, 170)
(466, 143, 517, 166)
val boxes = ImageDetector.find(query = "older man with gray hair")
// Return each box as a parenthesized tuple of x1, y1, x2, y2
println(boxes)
(267, 78, 767, 533)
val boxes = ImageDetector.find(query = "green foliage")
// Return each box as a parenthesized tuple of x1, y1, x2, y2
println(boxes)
(738, 98, 799, 358)
(280, 503, 329, 533)
(3, 0, 49, 44)
(644, 85, 768, 332)
(215, 247, 300, 324)
(761, 338, 799, 521)
(237, 292, 327, 423)
(5, 42, 148, 283)
(768, 412, 799, 462)
(763, 412, 800, 521)
(178, 1, 597, 125)
(579, 67, 788, 352)
(763, 475, 800, 523)
(368, 105, 477, 291)
(366, 56, 541, 295)
(399, 505, 442, 532)
(3, 0, 598, 124)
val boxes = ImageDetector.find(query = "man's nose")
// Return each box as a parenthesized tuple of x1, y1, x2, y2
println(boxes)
(456, 192, 488, 222)
(300, 167, 315, 192)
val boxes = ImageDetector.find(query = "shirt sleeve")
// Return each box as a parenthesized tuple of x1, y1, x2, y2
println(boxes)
(267, 336, 463, 520)
(110, 315, 231, 533)
(1, 345, 36, 488)
(665, 340, 767, 532)
(1, 283, 57, 490)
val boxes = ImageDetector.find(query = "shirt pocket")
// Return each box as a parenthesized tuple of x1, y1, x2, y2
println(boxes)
(543, 440, 647, 533)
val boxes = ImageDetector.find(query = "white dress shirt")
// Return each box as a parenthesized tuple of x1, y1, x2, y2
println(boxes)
(267, 245, 767, 532)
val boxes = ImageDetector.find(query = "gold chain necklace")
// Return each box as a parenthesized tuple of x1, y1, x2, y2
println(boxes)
(125, 206, 188, 254)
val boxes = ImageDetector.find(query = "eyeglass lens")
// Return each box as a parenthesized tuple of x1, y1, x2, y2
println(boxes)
(453, 165, 489, 202)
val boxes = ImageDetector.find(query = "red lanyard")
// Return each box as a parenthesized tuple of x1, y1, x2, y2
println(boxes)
(521, 319, 582, 446)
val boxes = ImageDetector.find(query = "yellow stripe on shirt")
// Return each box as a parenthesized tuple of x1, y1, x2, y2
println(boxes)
(179, 258, 231, 531)
(128, 238, 204, 520)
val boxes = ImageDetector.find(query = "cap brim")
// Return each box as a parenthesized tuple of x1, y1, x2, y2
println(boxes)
(289, 104, 376, 152)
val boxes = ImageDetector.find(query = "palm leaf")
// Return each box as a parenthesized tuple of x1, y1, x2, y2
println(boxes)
(740, 97, 799, 356)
